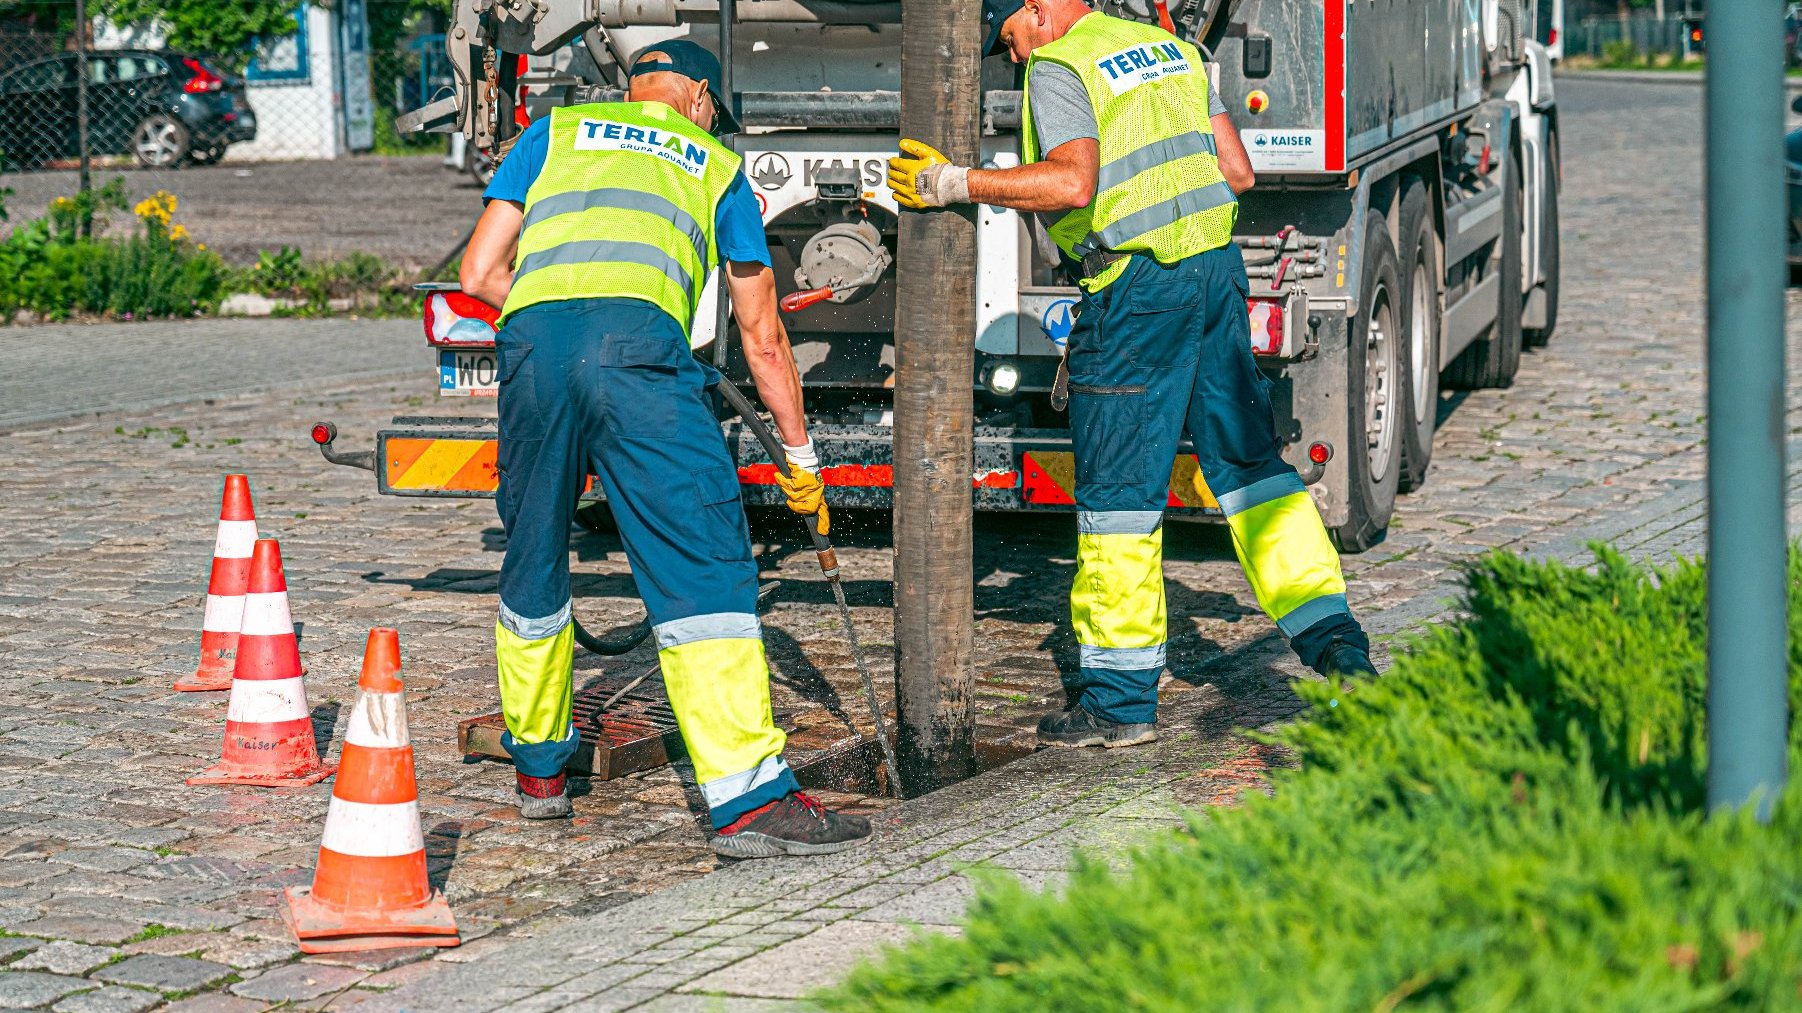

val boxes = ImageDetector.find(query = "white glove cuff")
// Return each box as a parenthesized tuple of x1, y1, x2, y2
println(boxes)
(783, 440, 819, 474)
(937, 164, 971, 205)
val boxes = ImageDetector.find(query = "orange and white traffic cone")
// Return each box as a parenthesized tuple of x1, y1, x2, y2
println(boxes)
(284, 629, 459, 953)
(177, 475, 258, 693)
(188, 538, 335, 788)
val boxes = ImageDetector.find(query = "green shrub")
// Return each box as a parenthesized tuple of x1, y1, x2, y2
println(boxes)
(0, 185, 230, 321)
(238, 247, 420, 318)
(823, 548, 1802, 1011)
(1600, 39, 1648, 69)
(0, 187, 416, 322)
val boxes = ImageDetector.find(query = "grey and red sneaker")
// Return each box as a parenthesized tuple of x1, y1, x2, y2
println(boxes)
(711, 792, 872, 859)
(516, 772, 572, 820)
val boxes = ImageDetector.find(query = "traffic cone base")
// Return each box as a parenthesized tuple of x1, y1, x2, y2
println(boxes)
(283, 628, 458, 953)
(282, 884, 460, 954)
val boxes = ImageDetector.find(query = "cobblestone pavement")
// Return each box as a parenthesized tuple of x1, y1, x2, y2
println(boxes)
(0, 155, 477, 270)
(0, 78, 1799, 1012)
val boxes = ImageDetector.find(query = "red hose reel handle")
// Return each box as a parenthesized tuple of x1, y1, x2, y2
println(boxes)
(780, 286, 834, 313)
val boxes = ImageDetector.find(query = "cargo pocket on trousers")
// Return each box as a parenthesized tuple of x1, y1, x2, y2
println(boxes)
(599, 336, 688, 439)
(1068, 386, 1147, 487)
(692, 466, 753, 562)
(1124, 281, 1203, 369)
(496, 340, 544, 443)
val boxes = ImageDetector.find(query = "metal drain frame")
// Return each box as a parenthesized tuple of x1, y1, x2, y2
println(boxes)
(458, 664, 685, 780)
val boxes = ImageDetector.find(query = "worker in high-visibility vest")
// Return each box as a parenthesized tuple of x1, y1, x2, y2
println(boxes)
(461, 41, 870, 857)
(888, 0, 1378, 748)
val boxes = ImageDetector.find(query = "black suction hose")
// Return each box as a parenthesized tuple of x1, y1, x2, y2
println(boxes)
(713, 381, 905, 797)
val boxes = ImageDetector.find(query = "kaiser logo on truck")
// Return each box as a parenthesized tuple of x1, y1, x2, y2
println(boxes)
(1096, 42, 1192, 95)
(575, 119, 710, 177)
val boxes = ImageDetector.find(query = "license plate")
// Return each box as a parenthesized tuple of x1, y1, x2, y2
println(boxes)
(439, 349, 499, 397)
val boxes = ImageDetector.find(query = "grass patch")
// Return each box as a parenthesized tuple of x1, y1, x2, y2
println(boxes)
(124, 924, 181, 945)
(823, 547, 1802, 1010)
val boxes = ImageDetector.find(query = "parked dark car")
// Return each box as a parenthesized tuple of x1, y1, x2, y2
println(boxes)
(0, 50, 255, 171)
(1789, 96, 1802, 270)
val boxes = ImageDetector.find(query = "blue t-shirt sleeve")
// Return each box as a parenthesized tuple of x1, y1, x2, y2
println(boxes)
(714, 171, 771, 267)
(482, 118, 551, 205)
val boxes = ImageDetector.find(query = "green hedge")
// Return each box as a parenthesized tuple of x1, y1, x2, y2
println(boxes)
(824, 549, 1802, 1011)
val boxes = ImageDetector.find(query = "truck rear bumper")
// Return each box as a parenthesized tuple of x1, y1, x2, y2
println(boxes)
(315, 417, 1232, 516)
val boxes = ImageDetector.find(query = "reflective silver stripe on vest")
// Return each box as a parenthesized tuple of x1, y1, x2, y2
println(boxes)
(521, 187, 708, 269)
(513, 239, 697, 301)
(1095, 131, 1219, 193)
(1092, 179, 1238, 252)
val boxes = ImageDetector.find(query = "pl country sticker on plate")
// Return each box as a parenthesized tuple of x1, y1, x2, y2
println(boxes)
(1244, 129, 1326, 172)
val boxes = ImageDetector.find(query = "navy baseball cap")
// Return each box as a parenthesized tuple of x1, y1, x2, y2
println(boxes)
(630, 40, 738, 134)
(984, 0, 1027, 56)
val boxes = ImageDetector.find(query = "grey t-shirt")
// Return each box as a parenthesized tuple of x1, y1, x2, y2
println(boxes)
(1027, 62, 1227, 155)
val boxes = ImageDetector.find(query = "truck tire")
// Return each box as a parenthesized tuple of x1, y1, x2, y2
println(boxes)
(1397, 180, 1440, 494)
(1332, 215, 1403, 554)
(1524, 130, 1560, 348)
(1443, 150, 1524, 389)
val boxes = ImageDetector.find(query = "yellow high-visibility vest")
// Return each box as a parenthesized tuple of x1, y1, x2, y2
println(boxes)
(501, 102, 741, 336)
(1021, 13, 1238, 291)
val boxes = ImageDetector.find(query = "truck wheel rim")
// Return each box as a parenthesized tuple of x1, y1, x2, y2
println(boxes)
(1410, 260, 1433, 425)
(1367, 281, 1397, 484)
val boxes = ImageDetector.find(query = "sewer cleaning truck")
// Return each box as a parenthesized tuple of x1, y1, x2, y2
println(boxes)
(313, 0, 1561, 553)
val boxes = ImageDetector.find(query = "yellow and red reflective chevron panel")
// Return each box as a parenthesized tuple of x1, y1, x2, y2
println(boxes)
(383, 437, 500, 494)
(1020, 452, 1221, 510)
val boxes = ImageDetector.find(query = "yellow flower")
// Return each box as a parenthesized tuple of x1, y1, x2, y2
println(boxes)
(169, 224, 189, 242)
(52, 197, 73, 210)
(197, 242, 206, 251)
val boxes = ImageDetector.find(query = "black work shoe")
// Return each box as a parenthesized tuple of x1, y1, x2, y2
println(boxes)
(1036, 705, 1158, 749)
(711, 792, 872, 859)
(1323, 640, 1379, 681)
(516, 772, 573, 820)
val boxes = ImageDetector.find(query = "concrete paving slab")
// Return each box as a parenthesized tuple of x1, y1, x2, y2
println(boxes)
(679, 921, 950, 1000)
(11, 942, 121, 976)
(228, 963, 366, 1003)
(0, 971, 92, 1009)
(50, 985, 161, 1013)
(92, 955, 233, 993)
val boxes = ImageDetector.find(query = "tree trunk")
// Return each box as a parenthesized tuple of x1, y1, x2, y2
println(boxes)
(892, 0, 980, 795)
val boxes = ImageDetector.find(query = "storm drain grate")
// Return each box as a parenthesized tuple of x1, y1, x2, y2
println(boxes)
(457, 665, 686, 780)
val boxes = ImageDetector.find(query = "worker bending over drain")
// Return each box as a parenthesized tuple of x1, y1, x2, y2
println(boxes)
(461, 41, 870, 858)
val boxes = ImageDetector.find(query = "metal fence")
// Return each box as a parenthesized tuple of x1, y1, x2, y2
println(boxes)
(0, 23, 480, 271)
(1563, 13, 1705, 59)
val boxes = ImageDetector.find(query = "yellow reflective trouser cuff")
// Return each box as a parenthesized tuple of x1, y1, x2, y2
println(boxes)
(495, 621, 578, 777)
(1224, 490, 1349, 635)
(658, 633, 789, 803)
(1071, 528, 1168, 652)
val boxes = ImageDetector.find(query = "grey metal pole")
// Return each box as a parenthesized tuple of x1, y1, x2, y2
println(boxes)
(1704, 2, 1789, 820)
(892, 0, 979, 794)
(74, 0, 91, 238)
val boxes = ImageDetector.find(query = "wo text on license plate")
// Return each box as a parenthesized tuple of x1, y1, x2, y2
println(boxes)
(439, 349, 498, 397)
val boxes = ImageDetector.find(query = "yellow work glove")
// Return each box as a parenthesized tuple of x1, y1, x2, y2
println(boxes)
(775, 458, 831, 537)
(887, 138, 971, 210)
